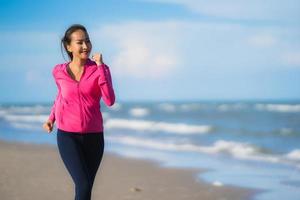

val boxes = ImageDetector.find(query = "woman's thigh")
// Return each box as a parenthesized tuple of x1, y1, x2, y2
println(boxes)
(56, 130, 91, 185)
(81, 133, 105, 182)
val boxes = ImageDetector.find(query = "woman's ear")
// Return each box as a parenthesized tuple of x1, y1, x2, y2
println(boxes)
(67, 44, 72, 53)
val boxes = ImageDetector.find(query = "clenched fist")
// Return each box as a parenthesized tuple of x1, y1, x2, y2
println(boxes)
(91, 53, 104, 66)
(43, 120, 54, 133)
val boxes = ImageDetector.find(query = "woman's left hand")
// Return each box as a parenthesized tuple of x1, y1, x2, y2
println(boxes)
(91, 53, 104, 66)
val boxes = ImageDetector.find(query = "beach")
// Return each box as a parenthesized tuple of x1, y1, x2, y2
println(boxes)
(0, 139, 256, 200)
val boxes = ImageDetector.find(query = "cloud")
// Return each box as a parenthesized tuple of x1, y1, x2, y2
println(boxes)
(281, 52, 300, 67)
(247, 34, 277, 48)
(89, 18, 300, 81)
(91, 21, 183, 79)
(137, 0, 300, 21)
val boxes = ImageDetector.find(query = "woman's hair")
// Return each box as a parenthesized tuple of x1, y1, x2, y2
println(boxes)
(61, 24, 89, 61)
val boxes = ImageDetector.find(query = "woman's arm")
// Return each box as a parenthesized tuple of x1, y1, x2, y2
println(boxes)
(97, 63, 115, 106)
(48, 69, 62, 123)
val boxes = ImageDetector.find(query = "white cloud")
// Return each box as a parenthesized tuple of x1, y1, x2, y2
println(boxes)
(281, 52, 300, 67)
(92, 21, 183, 79)
(247, 34, 277, 48)
(89, 19, 300, 80)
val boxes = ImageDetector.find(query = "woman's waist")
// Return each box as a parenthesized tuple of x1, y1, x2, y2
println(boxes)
(57, 128, 103, 135)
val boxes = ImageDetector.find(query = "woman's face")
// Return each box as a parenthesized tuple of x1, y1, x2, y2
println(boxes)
(67, 29, 92, 60)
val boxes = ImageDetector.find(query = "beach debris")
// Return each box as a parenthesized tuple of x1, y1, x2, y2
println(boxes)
(212, 181, 223, 187)
(130, 187, 142, 192)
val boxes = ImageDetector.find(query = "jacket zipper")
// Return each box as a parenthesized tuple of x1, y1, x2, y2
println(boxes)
(77, 81, 84, 133)
(65, 63, 85, 133)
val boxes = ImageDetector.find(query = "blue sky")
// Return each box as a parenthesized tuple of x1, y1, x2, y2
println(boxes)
(0, 0, 300, 103)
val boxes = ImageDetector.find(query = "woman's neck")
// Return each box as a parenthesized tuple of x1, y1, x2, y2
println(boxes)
(70, 57, 88, 69)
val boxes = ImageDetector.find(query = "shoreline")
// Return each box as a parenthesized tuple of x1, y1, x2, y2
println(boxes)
(0, 139, 259, 200)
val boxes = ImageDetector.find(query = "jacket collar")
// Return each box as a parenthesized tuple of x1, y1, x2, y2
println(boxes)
(58, 58, 96, 81)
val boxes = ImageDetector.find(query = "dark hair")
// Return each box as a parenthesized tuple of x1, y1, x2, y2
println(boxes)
(61, 24, 89, 61)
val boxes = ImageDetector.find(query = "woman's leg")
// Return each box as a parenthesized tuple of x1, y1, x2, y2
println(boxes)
(57, 129, 104, 200)
(81, 133, 105, 189)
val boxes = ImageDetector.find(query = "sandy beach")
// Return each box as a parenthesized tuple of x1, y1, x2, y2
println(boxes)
(0, 139, 257, 200)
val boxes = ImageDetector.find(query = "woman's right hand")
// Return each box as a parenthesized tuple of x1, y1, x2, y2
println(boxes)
(43, 120, 54, 133)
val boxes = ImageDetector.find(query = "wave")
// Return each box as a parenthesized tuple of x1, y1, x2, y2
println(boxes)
(179, 103, 203, 111)
(2, 114, 48, 123)
(0, 105, 51, 114)
(105, 118, 212, 134)
(107, 136, 264, 157)
(255, 104, 300, 113)
(286, 149, 300, 161)
(158, 103, 206, 112)
(9, 122, 42, 130)
(106, 135, 300, 168)
(0, 109, 6, 116)
(157, 103, 176, 112)
(129, 107, 150, 117)
(217, 103, 248, 111)
(157, 102, 300, 113)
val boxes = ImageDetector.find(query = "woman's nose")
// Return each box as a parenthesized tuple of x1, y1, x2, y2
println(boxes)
(82, 42, 89, 49)
(82, 43, 87, 48)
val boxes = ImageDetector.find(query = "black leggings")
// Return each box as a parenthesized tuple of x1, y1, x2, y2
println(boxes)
(57, 128, 105, 200)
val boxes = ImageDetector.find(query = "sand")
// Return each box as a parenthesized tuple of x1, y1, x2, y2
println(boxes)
(0, 140, 257, 200)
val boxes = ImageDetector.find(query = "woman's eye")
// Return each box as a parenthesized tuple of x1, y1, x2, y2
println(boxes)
(76, 40, 90, 44)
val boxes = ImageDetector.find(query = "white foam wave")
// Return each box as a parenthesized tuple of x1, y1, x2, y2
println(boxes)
(105, 118, 212, 134)
(217, 103, 247, 111)
(106, 136, 300, 167)
(286, 149, 300, 161)
(0, 109, 7, 116)
(107, 136, 261, 156)
(3, 114, 48, 123)
(212, 181, 223, 187)
(1, 105, 51, 114)
(129, 107, 150, 117)
(205, 140, 279, 163)
(179, 103, 202, 111)
(10, 122, 43, 130)
(107, 135, 202, 151)
(255, 104, 300, 113)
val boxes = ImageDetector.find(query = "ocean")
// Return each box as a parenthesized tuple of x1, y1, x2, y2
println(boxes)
(0, 100, 299, 200)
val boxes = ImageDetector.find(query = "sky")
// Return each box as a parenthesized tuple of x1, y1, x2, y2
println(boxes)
(0, 0, 300, 103)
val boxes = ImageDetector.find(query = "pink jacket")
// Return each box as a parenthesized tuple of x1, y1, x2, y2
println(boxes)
(48, 58, 115, 134)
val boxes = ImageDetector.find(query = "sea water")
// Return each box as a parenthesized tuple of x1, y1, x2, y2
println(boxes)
(0, 100, 299, 200)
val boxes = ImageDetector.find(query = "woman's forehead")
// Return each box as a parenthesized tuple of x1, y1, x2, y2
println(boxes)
(71, 30, 89, 40)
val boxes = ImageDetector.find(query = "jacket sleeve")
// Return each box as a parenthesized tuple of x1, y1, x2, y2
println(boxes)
(48, 68, 61, 123)
(97, 63, 116, 106)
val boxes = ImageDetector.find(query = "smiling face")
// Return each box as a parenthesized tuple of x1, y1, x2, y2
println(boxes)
(66, 29, 92, 61)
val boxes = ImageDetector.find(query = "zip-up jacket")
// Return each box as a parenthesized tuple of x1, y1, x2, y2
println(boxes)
(48, 58, 115, 134)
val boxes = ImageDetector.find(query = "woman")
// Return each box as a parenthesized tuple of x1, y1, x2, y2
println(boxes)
(42, 24, 115, 200)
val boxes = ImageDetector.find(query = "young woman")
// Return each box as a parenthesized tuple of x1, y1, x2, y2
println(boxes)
(42, 24, 115, 200)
